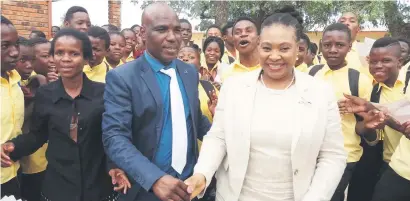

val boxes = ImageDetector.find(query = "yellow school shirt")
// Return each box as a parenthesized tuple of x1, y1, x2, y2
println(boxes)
(83, 61, 112, 83)
(104, 57, 124, 69)
(398, 61, 409, 87)
(225, 49, 239, 62)
(20, 71, 37, 86)
(198, 83, 219, 123)
(20, 145, 48, 174)
(295, 63, 308, 73)
(376, 81, 406, 162)
(221, 60, 261, 82)
(389, 136, 410, 181)
(125, 52, 134, 63)
(1, 70, 24, 184)
(310, 64, 373, 162)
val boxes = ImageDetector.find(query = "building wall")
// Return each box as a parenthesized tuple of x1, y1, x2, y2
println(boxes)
(1, 0, 51, 38)
(108, 0, 121, 29)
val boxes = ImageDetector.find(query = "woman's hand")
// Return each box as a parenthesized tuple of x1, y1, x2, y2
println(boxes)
(109, 168, 131, 194)
(184, 173, 206, 200)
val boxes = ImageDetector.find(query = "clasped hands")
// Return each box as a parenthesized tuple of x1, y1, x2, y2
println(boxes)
(152, 174, 206, 201)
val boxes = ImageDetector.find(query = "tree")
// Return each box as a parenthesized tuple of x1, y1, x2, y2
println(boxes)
(139, 0, 410, 39)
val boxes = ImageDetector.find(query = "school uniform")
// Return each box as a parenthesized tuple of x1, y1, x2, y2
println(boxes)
(308, 63, 373, 201)
(104, 57, 124, 69)
(83, 61, 112, 83)
(295, 63, 308, 73)
(221, 60, 261, 82)
(1, 70, 24, 199)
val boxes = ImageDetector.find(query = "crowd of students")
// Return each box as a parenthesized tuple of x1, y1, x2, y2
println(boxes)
(1, 3, 410, 201)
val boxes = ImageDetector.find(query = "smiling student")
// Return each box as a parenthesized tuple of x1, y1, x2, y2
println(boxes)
(104, 31, 125, 68)
(351, 37, 406, 201)
(308, 23, 373, 201)
(221, 17, 261, 82)
(83, 26, 111, 83)
(121, 28, 137, 63)
(201, 36, 230, 83)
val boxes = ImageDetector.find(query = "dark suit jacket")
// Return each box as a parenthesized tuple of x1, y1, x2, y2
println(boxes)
(102, 56, 211, 201)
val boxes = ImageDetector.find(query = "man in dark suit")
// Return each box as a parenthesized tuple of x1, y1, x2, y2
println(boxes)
(102, 3, 211, 201)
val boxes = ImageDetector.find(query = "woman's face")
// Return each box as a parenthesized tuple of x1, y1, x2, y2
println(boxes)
(53, 36, 86, 79)
(205, 41, 221, 66)
(258, 24, 298, 81)
(178, 47, 200, 70)
(107, 34, 126, 62)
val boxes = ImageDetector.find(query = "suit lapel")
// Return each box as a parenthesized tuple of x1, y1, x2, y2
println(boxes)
(140, 58, 164, 142)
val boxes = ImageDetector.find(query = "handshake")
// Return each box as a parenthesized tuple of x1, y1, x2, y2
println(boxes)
(152, 173, 207, 201)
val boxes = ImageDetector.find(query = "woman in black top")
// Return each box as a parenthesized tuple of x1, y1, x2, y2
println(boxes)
(1, 29, 130, 201)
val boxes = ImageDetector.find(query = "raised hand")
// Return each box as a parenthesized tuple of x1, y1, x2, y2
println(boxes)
(109, 168, 131, 194)
(338, 93, 376, 115)
(207, 90, 218, 117)
(1, 142, 15, 167)
(152, 175, 190, 201)
(184, 173, 206, 200)
(363, 109, 386, 130)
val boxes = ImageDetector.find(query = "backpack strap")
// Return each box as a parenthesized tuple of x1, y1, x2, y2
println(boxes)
(200, 80, 214, 100)
(371, 83, 382, 103)
(347, 68, 362, 121)
(404, 69, 410, 94)
(308, 64, 325, 76)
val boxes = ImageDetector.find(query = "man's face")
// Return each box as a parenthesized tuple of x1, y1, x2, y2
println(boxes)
(1, 24, 20, 73)
(15, 45, 34, 80)
(233, 20, 259, 55)
(399, 41, 410, 64)
(51, 27, 60, 38)
(321, 30, 351, 67)
(180, 22, 192, 45)
(338, 12, 360, 41)
(142, 11, 181, 64)
(207, 27, 222, 38)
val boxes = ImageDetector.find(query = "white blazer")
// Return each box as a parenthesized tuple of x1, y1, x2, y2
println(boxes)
(194, 69, 347, 201)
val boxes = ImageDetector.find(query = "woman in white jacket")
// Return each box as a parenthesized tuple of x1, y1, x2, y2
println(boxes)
(185, 8, 347, 201)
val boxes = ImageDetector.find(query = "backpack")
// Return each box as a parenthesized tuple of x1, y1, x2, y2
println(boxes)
(309, 64, 362, 120)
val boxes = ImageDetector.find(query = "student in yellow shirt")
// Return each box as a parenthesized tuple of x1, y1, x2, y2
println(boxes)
(398, 38, 410, 93)
(304, 42, 318, 67)
(295, 33, 310, 72)
(63, 6, 91, 33)
(83, 26, 111, 83)
(372, 122, 410, 201)
(352, 37, 406, 201)
(221, 17, 261, 81)
(105, 31, 125, 68)
(221, 21, 237, 64)
(29, 37, 51, 77)
(121, 28, 137, 63)
(338, 12, 363, 71)
(308, 23, 373, 201)
(180, 19, 193, 48)
(0, 15, 24, 199)
(178, 45, 218, 123)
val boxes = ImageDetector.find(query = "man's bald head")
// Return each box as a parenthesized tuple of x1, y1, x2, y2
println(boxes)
(140, 3, 182, 65)
(141, 3, 177, 27)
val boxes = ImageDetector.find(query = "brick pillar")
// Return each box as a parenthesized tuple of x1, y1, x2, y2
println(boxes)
(108, 0, 121, 29)
(1, 0, 51, 38)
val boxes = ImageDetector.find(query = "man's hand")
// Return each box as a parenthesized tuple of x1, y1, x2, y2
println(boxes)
(338, 94, 376, 114)
(152, 175, 190, 201)
(109, 168, 131, 194)
(184, 173, 206, 200)
(1, 142, 15, 167)
(207, 90, 218, 117)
